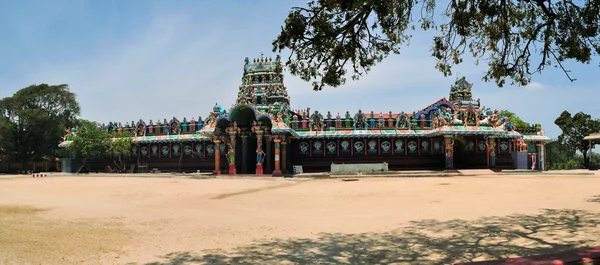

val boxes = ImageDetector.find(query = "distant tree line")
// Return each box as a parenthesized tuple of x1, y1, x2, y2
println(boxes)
(0, 84, 131, 173)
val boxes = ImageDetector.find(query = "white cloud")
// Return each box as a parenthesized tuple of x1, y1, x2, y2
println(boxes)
(523, 81, 546, 90)
(3, 1, 598, 140)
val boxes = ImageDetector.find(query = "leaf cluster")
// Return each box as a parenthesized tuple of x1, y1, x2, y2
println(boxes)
(274, 0, 600, 90)
(0, 84, 80, 163)
(554, 110, 600, 168)
(67, 122, 133, 162)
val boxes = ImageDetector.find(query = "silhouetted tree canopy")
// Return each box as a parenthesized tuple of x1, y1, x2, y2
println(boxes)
(273, 0, 600, 90)
(554, 110, 600, 168)
(0, 84, 80, 167)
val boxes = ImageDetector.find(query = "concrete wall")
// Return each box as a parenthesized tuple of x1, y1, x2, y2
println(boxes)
(331, 162, 389, 173)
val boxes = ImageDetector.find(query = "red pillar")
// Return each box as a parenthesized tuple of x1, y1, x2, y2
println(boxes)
(213, 138, 221, 175)
(281, 137, 287, 174)
(272, 136, 283, 176)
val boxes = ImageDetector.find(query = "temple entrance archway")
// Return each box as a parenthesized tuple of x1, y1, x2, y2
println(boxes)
(225, 105, 274, 174)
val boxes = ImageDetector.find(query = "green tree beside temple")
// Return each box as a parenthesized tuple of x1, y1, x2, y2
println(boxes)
(0, 84, 80, 170)
(554, 111, 600, 169)
(67, 120, 133, 173)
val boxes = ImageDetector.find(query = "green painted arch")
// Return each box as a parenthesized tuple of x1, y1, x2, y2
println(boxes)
(229, 104, 259, 128)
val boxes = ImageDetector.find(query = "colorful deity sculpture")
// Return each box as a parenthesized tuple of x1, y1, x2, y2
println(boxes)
(256, 147, 265, 165)
(182, 117, 188, 132)
(292, 114, 299, 129)
(335, 112, 342, 128)
(344, 111, 352, 128)
(148, 119, 154, 134)
(354, 110, 366, 130)
(368, 111, 376, 128)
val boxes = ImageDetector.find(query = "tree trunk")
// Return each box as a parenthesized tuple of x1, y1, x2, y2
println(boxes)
(583, 150, 589, 169)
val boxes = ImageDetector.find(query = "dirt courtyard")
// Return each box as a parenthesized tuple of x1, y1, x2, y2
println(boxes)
(1, 174, 600, 265)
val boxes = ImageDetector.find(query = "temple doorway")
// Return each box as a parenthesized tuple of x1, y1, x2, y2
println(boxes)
(240, 133, 257, 174)
(453, 140, 467, 169)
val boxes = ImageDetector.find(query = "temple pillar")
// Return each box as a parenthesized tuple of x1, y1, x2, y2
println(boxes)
(281, 137, 287, 174)
(212, 138, 221, 175)
(444, 136, 454, 169)
(540, 142, 546, 171)
(241, 135, 248, 173)
(272, 136, 283, 176)
(227, 129, 237, 175)
(488, 136, 496, 168)
(255, 128, 264, 175)
(266, 134, 272, 173)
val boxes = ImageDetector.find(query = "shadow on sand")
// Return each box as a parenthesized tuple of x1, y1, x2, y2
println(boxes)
(588, 195, 600, 203)
(137, 209, 600, 265)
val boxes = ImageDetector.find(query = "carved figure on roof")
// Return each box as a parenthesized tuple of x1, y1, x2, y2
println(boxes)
(344, 111, 351, 128)
(395, 112, 411, 130)
(499, 116, 514, 131)
(354, 110, 366, 130)
(136, 119, 147, 137)
(309, 111, 324, 131)
(368, 111, 376, 128)
(378, 112, 384, 128)
(335, 112, 341, 128)
(170, 117, 180, 134)
(431, 116, 440, 129)
(181, 117, 188, 132)
(117, 122, 123, 133)
(107, 122, 115, 134)
(63, 128, 72, 141)
(437, 107, 451, 125)
(213, 103, 228, 115)
(463, 103, 479, 126)
(197, 116, 204, 130)
(292, 114, 298, 129)
(124, 122, 130, 130)
(204, 113, 215, 126)
(420, 114, 427, 128)
(452, 112, 463, 125)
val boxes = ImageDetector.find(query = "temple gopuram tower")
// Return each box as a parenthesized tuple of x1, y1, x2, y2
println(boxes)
(449, 76, 474, 103)
(237, 54, 291, 117)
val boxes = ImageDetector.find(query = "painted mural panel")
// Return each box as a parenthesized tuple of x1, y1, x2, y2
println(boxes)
(380, 139, 392, 155)
(340, 140, 351, 156)
(407, 139, 418, 155)
(366, 139, 378, 155)
(325, 140, 337, 156)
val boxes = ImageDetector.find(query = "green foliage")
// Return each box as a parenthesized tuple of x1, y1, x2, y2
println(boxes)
(546, 140, 600, 170)
(0, 84, 80, 165)
(274, 0, 600, 90)
(67, 123, 133, 172)
(554, 110, 600, 168)
(67, 119, 111, 160)
(108, 131, 133, 172)
(498, 109, 529, 128)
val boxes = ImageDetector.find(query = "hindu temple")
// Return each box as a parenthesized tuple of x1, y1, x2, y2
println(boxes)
(60, 55, 551, 174)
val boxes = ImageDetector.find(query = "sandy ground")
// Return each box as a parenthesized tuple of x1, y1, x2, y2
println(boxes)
(1, 174, 600, 265)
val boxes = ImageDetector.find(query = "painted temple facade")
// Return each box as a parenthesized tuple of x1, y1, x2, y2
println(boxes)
(59, 55, 552, 174)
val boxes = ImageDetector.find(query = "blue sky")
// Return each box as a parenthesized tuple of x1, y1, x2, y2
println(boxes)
(1, 0, 599, 140)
